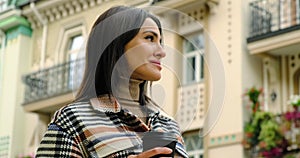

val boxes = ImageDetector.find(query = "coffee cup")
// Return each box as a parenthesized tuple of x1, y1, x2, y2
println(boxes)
(142, 131, 177, 158)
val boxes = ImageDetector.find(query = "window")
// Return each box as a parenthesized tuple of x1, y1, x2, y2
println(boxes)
(297, 0, 300, 24)
(0, 0, 7, 12)
(55, 22, 86, 93)
(67, 34, 83, 61)
(183, 131, 204, 158)
(183, 33, 204, 84)
(66, 34, 84, 89)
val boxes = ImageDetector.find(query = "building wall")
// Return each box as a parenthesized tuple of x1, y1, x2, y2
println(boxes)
(205, 0, 261, 157)
(29, 0, 126, 69)
(0, 0, 273, 157)
(0, 31, 32, 157)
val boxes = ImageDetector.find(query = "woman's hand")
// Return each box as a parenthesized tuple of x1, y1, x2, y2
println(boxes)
(128, 147, 172, 158)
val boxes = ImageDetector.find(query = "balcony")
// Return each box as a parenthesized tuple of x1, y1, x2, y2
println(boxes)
(247, 0, 300, 55)
(22, 58, 85, 113)
(176, 82, 205, 132)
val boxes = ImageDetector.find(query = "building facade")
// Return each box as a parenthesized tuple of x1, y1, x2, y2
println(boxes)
(0, 0, 299, 157)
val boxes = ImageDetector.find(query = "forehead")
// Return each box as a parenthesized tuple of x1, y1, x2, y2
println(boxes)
(140, 18, 160, 32)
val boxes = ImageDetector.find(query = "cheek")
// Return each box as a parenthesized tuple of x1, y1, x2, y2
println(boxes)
(125, 44, 154, 69)
(139, 64, 162, 80)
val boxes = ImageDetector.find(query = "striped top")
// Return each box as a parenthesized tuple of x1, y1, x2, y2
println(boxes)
(36, 96, 188, 158)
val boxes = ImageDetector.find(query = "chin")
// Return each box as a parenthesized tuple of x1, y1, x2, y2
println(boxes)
(147, 74, 161, 81)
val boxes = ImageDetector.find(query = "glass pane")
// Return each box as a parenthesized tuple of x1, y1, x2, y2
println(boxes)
(200, 55, 204, 79)
(192, 33, 204, 49)
(69, 35, 83, 51)
(0, 0, 7, 12)
(184, 40, 195, 52)
(68, 35, 83, 89)
(183, 33, 204, 53)
(186, 57, 196, 83)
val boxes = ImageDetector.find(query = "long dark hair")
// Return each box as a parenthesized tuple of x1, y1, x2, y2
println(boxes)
(75, 6, 163, 104)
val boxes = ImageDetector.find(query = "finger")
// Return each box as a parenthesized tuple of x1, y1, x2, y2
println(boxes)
(138, 147, 172, 158)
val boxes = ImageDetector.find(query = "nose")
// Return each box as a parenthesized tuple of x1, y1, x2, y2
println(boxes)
(154, 44, 166, 59)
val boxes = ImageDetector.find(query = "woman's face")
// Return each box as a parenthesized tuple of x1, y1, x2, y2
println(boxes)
(125, 18, 166, 81)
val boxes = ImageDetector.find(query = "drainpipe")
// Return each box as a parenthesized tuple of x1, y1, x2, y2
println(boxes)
(30, 2, 47, 69)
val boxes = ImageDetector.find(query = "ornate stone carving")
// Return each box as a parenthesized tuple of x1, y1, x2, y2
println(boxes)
(22, 0, 110, 28)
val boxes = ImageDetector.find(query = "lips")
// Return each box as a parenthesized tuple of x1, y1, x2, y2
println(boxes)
(150, 60, 162, 70)
(151, 61, 161, 65)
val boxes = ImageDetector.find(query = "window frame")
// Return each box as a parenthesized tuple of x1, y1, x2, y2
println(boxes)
(55, 21, 87, 64)
(183, 130, 204, 158)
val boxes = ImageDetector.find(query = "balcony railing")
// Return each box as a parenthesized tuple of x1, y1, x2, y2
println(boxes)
(22, 58, 85, 104)
(248, 0, 300, 42)
(176, 82, 205, 132)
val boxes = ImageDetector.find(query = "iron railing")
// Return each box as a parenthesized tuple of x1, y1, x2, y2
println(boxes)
(248, 0, 300, 42)
(22, 58, 85, 104)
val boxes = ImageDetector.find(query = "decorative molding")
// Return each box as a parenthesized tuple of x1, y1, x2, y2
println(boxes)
(208, 132, 243, 148)
(124, 0, 148, 6)
(0, 14, 32, 41)
(226, 0, 232, 64)
(21, 0, 114, 28)
(0, 15, 30, 30)
(0, 9, 21, 21)
(288, 53, 300, 96)
(6, 24, 32, 40)
(247, 29, 300, 55)
(177, 5, 206, 35)
(206, 0, 219, 14)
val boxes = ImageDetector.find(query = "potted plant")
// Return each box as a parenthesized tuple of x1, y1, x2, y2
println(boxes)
(242, 87, 287, 157)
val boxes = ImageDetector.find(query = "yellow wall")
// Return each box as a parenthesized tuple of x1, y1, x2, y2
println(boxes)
(0, 34, 32, 157)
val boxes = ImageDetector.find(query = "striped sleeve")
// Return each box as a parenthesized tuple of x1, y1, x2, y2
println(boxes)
(36, 123, 83, 158)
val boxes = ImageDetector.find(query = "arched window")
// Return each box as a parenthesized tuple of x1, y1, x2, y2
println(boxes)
(56, 22, 86, 64)
(55, 21, 86, 90)
(293, 68, 300, 94)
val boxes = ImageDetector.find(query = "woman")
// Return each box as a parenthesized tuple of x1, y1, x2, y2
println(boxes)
(36, 6, 188, 158)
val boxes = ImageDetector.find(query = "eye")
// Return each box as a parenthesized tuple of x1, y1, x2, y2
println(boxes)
(145, 35, 154, 42)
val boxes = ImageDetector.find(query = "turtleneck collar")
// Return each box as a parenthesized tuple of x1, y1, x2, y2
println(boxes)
(89, 76, 147, 113)
(114, 76, 146, 101)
